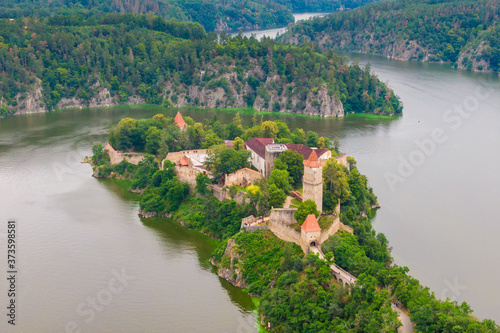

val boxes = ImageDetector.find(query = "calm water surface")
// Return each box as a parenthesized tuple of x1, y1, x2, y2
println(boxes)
(231, 12, 329, 40)
(0, 109, 258, 332)
(1, 31, 500, 333)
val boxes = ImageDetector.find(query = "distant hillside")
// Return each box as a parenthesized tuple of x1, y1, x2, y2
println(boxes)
(0, 13, 402, 117)
(0, 0, 377, 32)
(281, 0, 500, 73)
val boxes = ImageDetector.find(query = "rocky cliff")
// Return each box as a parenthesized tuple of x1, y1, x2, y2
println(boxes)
(210, 238, 249, 289)
(280, 0, 500, 74)
(11, 63, 345, 118)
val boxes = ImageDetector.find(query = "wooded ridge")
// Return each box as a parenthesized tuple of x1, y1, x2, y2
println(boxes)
(0, 12, 402, 117)
(0, 0, 378, 32)
(281, 0, 500, 73)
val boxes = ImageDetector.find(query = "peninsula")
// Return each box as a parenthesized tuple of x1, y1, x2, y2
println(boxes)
(88, 111, 499, 332)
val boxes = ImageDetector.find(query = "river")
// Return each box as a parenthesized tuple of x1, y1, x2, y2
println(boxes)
(230, 12, 330, 40)
(1, 15, 500, 333)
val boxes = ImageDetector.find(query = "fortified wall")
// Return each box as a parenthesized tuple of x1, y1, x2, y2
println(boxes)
(241, 216, 269, 232)
(224, 168, 262, 187)
(210, 185, 247, 205)
(334, 153, 349, 170)
(105, 143, 145, 165)
(267, 219, 307, 253)
(269, 208, 297, 225)
(163, 149, 209, 167)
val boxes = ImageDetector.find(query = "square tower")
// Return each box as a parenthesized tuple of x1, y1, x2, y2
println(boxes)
(303, 150, 323, 212)
(264, 144, 288, 178)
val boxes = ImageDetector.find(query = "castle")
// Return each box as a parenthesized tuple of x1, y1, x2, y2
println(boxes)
(245, 137, 332, 178)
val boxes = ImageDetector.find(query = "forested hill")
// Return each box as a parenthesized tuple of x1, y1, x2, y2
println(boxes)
(0, 13, 403, 117)
(0, 0, 378, 32)
(281, 0, 500, 73)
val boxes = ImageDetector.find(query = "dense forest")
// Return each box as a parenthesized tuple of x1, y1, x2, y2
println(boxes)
(0, 0, 377, 32)
(0, 12, 402, 117)
(281, 0, 500, 73)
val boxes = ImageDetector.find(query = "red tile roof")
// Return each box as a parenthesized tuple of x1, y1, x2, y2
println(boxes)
(179, 157, 189, 166)
(301, 214, 321, 232)
(237, 167, 262, 176)
(244, 138, 329, 161)
(174, 112, 187, 128)
(245, 137, 275, 158)
(105, 143, 117, 152)
(303, 150, 322, 168)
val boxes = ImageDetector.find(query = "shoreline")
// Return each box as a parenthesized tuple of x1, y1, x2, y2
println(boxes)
(5, 103, 400, 120)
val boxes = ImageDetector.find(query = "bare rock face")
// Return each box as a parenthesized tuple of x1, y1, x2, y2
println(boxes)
(58, 81, 145, 110)
(169, 67, 344, 118)
(210, 238, 248, 289)
(457, 41, 491, 72)
(137, 208, 171, 219)
(11, 61, 345, 118)
(215, 19, 229, 32)
(15, 79, 45, 115)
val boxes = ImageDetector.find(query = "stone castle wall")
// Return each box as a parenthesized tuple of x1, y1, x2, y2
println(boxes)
(225, 168, 262, 187)
(340, 223, 353, 234)
(106, 147, 145, 165)
(334, 153, 349, 169)
(268, 220, 307, 252)
(269, 208, 297, 225)
(163, 149, 209, 167)
(210, 185, 247, 205)
(320, 217, 340, 244)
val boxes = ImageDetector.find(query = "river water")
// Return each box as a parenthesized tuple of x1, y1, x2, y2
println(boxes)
(231, 12, 329, 40)
(1, 16, 500, 333)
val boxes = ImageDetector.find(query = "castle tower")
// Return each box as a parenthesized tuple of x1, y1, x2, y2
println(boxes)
(174, 111, 188, 131)
(301, 214, 322, 247)
(264, 144, 287, 178)
(303, 150, 323, 212)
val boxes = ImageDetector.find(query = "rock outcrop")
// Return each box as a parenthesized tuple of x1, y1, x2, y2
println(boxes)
(9, 62, 345, 117)
(210, 238, 248, 289)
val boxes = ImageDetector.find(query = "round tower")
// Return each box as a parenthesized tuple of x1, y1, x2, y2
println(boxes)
(303, 150, 323, 212)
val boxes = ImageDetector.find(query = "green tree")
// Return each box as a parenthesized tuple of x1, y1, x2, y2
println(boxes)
(291, 128, 306, 144)
(268, 168, 291, 193)
(166, 181, 189, 211)
(233, 137, 245, 150)
(145, 126, 161, 155)
(202, 130, 223, 149)
(323, 158, 351, 210)
(268, 183, 286, 208)
(196, 172, 211, 195)
(112, 117, 137, 151)
(205, 146, 251, 183)
(294, 200, 320, 224)
(306, 130, 319, 147)
(261, 121, 279, 138)
(274, 149, 304, 186)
